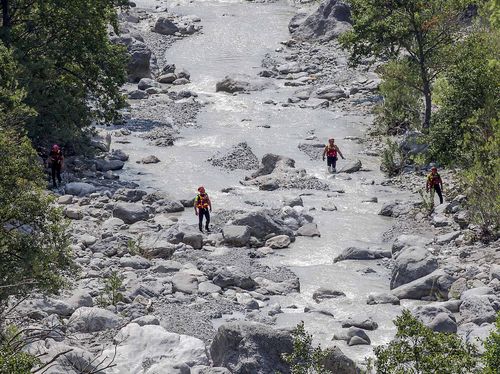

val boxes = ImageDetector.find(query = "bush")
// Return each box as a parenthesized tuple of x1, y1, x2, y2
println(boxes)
(0, 129, 72, 305)
(375, 61, 422, 135)
(374, 310, 479, 373)
(483, 312, 500, 373)
(381, 139, 405, 177)
(0, 326, 39, 374)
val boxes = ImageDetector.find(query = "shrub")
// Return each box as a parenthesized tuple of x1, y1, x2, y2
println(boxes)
(381, 139, 405, 177)
(482, 312, 500, 373)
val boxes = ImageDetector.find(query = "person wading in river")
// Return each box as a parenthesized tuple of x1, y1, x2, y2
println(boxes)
(322, 138, 345, 173)
(426, 166, 444, 207)
(194, 186, 212, 233)
(47, 144, 64, 188)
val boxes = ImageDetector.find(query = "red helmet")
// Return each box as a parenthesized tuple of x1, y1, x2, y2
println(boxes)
(431, 166, 437, 171)
(198, 186, 205, 193)
(52, 144, 60, 151)
(328, 138, 335, 142)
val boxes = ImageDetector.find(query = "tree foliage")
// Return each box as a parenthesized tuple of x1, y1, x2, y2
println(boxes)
(483, 312, 500, 374)
(374, 310, 479, 374)
(0, 0, 129, 150)
(341, 0, 467, 128)
(0, 129, 72, 305)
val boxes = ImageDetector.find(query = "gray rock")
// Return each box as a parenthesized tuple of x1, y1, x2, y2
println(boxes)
(293, 0, 352, 41)
(348, 335, 370, 346)
(222, 225, 251, 247)
(128, 89, 149, 99)
(141, 155, 160, 164)
(428, 312, 457, 333)
(431, 214, 449, 227)
(265, 235, 291, 249)
(160, 200, 185, 213)
(20, 297, 74, 317)
(127, 42, 151, 82)
(57, 195, 73, 205)
(334, 246, 390, 262)
(465, 323, 495, 354)
(314, 85, 348, 101)
(64, 182, 96, 197)
(392, 234, 433, 255)
(191, 367, 231, 374)
(68, 307, 121, 333)
(436, 231, 461, 245)
(392, 269, 448, 300)
(109, 149, 129, 162)
(296, 223, 321, 237)
(213, 266, 256, 290)
(313, 287, 346, 302)
(379, 202, 399, 217)
(321, 346, 358, 374)
(391, 246, 438, 289)
(132, 315, 160, 326)
(95, 159, 125, 172)
(137, 78, 159, 90)
(158, 73, 177, 83)
(334, 327, 371, 345)
(338, 159, 362, 173)
(209, 142, 260, 171)
(366, 293, 400, 305)
(64, 207, 83, 220)
(490, 264, 500, 281)
(151, 260, 182, 273)
(283, 196, 303, 207)
(341, 317, 378, 330)
(114, 188, 147, 203)
(173, 78, 190, 85)
(154, 17, 179, 35)
(198, 281, 222, 294)
(210, 321, 293, 374)
(231, 210, 292, 240)
(65, 290, 93, 310)
(172, 272, 199, 294)
(119, 255, 151, 269)
(412, 304, 457, 333)
(459, 295, 497, 325)
(182, 232, 203, 249)
(216, 74, 275, 93)
(288, 11, 309, 33)
(113, 203, 149, 224)
(460, 287, 494, 299)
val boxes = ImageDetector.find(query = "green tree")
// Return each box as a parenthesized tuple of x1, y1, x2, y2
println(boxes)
(0, 129, 72, 305)
(483, 312, 500, 373)
(374, 310, 479, 373)
(341, 0, 467, 129)
(0, 0, 129, 150)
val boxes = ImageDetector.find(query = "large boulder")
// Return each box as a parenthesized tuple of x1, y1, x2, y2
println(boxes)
(230, 211, 292, 240)
(68, 307, 121, 333)
(293, 0, 352, 41)
(222, 225, 251, 247)
(314, 85, 348, 101)
(252, 154, 295, 178)
(216, 74, 275, 93)
(154, 17, 179, 35)
(338, 159, 362, 173)
(265, 235, 291, 249)
(64, 182, 96, 197)
(334, 246, 391, 262)
(172, 272, 199, 294)
(459, 295, 498, 325)
(104, 323, 208, 373)
(210, 321, 293, 374)
(296, 223, 321, 237)
(392, 269, 451, 300)
(391, 247, 438, 289)
(113, 203, 149, 224)
(321, 346, 359, 374)
(114, 188, 147, 202)
(212, 266, 257, 290)
(127, 42, 152, 82)
(412, 305, 457, 333)
(95, 159, 125, 172)
(392, 234, 433, 255)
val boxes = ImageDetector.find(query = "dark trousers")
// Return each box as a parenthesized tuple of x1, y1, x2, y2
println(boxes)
(327, 156, 337, 169)
(432, 185, 444, 204)
(51, 163, 62, 187)
(198, 208, 210, 231)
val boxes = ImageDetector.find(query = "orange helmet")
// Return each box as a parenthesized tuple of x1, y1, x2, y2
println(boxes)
(198, 186, 205, 193)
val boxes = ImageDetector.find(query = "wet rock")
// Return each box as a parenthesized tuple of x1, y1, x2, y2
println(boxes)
(153, 17, 179, 35)
(210, 321, 293, 374)
(172, 272, 199, 294)
(293, 0, 352, 41)
(296, 223, 321, 237)
(114, 188, 147, 203)
(109, 149, 129, 162)
(230, 210, 293, 240)
(265, 235, 291, 249)
(103, 323, 208, 372)
(113, 203, 149, 224)
(158, 73, 177, 83)
(95, 159, 125, 172)
(213, 266, 257, 290)
(68, 307, 121, 333)
(222, 225, 251, 247)
(216, 74, 276, 93)
(334, 246, 390, 262)
(65, 182, 96, 197)
(313, 287, 346, 302)
(338, 159, 362, 173)
(366, 293, 400, 305)
(391, 246, 438, 289)
(141, 155, 160, 164)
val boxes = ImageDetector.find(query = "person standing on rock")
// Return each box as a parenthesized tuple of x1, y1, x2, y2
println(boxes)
(426, 166, 444, 206)
(47, 144, 64, 188)
(322, 138, 344, 173)
(195, 186, 212, 233)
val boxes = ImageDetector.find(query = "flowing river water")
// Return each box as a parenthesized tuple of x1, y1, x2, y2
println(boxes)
(115, 0, 414, 361)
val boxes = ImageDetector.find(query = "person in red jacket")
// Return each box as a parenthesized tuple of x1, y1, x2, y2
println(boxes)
(426, 166, 444, 206)
(47, 144, 64, 188)
(194, 186, 212, 233)
(322, 138, 345, 173)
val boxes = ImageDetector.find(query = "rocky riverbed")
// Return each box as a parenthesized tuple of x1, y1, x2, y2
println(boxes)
(14, 0, 499, 373)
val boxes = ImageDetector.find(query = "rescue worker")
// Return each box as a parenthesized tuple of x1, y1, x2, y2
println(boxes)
(47, 144, 64, 188)
(426, 166, 444, 206)
(322, 138, 345, 173)
(194, 186, 212, 233)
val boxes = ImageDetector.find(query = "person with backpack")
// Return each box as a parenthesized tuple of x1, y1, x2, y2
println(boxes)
(426, 166, 444, 206)
(194, 186, 212, 233)
(47, 144, 64, 188)
(322, 138, 345, 173)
